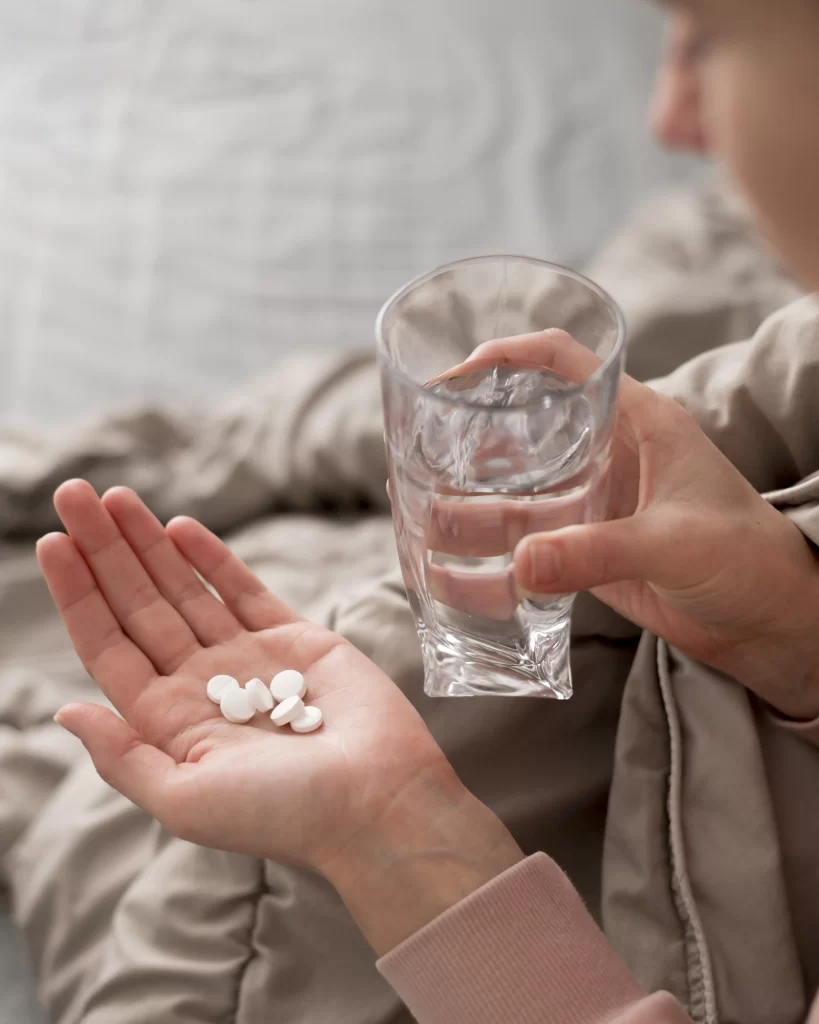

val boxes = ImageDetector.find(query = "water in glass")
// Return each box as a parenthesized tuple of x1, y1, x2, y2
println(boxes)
(387, 363, 611, 699)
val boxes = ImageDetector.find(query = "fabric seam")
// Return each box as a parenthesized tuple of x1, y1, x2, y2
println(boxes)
(656, 639, 718, 1024)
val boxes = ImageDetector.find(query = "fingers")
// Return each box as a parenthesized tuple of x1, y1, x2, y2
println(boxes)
(55, 702, 181, 823)
(428, 329, 580, 384)
(470, 329, 604, 384)
(427, 564, 519, 621)
(427, 485, 594, 558)
(166, 517, 300, 632)
(102, 487, 242, 647)
(514, 515, 669, 594)
(54, 480, 200, 674)
(37, 532, 157, 708)
(454, 328, 659, 428)
(428, 499, 531, 558)
(430, 329, 604, 388)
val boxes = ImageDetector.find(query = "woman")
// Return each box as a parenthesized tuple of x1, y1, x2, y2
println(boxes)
(36, 0, 819, 1020)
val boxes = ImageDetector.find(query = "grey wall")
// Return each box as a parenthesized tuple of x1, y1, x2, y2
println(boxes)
(0, 0, 702, 429)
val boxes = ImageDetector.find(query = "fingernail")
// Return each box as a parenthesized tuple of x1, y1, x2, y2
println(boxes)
(53, 708, 75, 733)
(526, 541, 561, 587)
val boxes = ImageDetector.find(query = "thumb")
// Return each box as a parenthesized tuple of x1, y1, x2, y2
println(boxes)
(55, 703, 178, 821)
(514, 515, 672, 594)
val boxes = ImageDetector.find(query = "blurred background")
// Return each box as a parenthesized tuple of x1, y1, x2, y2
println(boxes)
(0, 2, 705, 1020)
(0, 0, 703, 430)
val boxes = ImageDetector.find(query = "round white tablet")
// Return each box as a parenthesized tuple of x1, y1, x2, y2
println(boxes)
(220, 687, 256, 724)
(270, 670, 306, 703)
(207, 675, 239, 704)
(290, 706, 323, 734)
(271, 695, 304, 727)
(246, 677, 274, 712)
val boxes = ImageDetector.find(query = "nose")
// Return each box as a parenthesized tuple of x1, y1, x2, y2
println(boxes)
(650, 68, 709, 154)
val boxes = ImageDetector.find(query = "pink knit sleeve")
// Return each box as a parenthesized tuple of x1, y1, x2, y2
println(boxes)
(377, 853, 694, 1024)
(377, 853, 819, 1024)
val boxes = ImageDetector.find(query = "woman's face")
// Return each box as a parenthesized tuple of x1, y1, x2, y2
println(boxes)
(653, 0, 819, 290)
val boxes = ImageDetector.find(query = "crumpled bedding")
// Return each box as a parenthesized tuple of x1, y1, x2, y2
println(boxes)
(0, 176, 810, 1023)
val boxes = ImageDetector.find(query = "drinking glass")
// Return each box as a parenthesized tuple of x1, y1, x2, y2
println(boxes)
(376, 255, 626, 699)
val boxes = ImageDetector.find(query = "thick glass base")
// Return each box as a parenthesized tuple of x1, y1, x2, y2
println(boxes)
(418, 610, 573, 699)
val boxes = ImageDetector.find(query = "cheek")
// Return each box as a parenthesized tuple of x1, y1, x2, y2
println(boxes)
(705, 46, 819, 289)
(705, 53, 779, 215)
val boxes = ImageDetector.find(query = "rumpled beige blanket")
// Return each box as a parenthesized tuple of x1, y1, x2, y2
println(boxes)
(1, 176, 815, 1024)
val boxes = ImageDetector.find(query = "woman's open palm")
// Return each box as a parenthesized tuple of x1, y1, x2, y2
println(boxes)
(37, 481, 445, 870)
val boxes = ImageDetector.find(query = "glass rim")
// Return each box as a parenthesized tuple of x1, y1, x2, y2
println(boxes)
(375, 254, 627, 412)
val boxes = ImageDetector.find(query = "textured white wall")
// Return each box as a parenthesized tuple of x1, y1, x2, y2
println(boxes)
(0, 0, 701, 427)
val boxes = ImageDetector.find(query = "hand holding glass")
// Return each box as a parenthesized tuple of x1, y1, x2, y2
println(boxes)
(377, 256, 626, 699)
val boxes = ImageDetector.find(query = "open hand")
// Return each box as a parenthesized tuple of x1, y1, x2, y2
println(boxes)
(37, 481, 452, 872)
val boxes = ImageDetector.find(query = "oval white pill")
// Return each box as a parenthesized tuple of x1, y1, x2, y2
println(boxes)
(270, 669, 306, 703)
(207, 675, 239, 704)
(220, 687, 256, 724)
(246, 677, 274, 712)
(290, 706, 323, 734)
(271, 695, 304, 727)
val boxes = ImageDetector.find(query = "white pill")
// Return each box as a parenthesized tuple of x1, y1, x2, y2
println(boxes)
(271, 695, 304, 727)
(220, 687, 256, 724)
(246, 677, 274, 712)
(207, 675, 239, 704)
(290, 706, 323, 734)
(270, 669, 306, 703)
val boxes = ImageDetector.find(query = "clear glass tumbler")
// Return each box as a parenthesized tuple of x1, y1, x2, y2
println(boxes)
(377, 255, 626, 699)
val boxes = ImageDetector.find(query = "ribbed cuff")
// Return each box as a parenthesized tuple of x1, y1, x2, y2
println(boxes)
(378, 853, 646, 1024)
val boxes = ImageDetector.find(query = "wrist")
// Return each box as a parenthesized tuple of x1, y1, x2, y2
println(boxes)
(727, 617, 819, 721)
(318, 764, 524, 956)
(717, 526, 819, 720)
